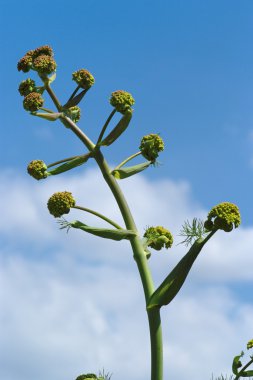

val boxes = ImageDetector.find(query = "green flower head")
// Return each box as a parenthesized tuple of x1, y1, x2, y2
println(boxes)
(27, 160, 48, 180)
(65, 106, 81, 123)
(144, 226, 173, 250)
(33, 54, 57, 75)
(110, 90, 135, 114)
(139, 134, 164, 162)
(47, 191, 76, 218)
(18, 78, 37, 97)
(204, 202, 241, 232)
(17, 46, 54, 73)
(72, 69, 95, 89)
(23, 92, 44, 112)
(17, 54, 33, 73)
(247, 339, 253, 350)
(33, 45, 54, 58)
(75, 375, 98, 380)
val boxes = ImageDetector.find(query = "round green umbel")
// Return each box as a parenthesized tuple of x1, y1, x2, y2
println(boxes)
(110, 90, 135, 114)
(72, 69, 95, 89)
(47, 191, 76, 218)
(33, 54, 56, 75)
(18, 78, 37, 97)
(17, 45, 54, 73)
(204, 202, 241, 232)
(27, 160, 48, 180)
(139, 133, 164, 162)
(75, 374, 98, 380)
(23, 92, 44, 112)
(32, 45, 54, 58)
(144, 226, 173, 250)
(17, 53, 33, 72)
(64, 106, 81, 122)
(247, 339, 253, 350)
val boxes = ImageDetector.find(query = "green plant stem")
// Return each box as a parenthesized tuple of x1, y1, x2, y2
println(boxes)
(47, 153, 92, 168)
(68, 84, 81, 102)
(234, 357, 253, 380)
(114, 151, 142, 170)
(73, 205, 123, 230)
(39, 107, 55, 113)
(46, 85, 163, 380)
(96, 109, 117, 145)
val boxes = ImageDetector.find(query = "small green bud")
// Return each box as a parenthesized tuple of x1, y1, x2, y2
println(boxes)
(110, 90, 135, 114)
(204, 202, 241, 232)
(64, 106, 81, 122)
(27, 160, 48, 180)
(72, 69, 95, 89)
(144, 226, 173, 250)
(247, 339, 253, 350)
(23, 92, 44, 112)
(139, 133, 164, 162)
(33, 54, 57, 75)
(75, 374, 98, 380)
(17, 54, 33, 72)
(47, 191, 76, 218)
(18, 78, 37, 96)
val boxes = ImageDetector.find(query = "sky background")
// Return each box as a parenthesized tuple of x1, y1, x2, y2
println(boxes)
(0, 1, 253, 380)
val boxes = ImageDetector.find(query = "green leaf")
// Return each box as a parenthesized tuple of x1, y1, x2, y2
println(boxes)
(111, 162, 151, 179)
(232, 352, 244, 375)
(70, 220, 136, 241)
(147, 236, 211, 309)
(240, 370, 253, 377)
(35, 112, 63, 121)
(63, 89, 87, 108)
(99, 109, 132, 146)
(48, 154, 91, 176)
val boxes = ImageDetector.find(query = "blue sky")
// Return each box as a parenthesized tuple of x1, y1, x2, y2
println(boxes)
(1, 1, 253, 380)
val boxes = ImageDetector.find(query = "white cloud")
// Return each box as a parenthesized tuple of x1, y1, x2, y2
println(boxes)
(0, 168, 253, 380)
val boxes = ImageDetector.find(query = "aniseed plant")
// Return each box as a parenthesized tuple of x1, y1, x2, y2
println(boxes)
(18, 45, 251, 380)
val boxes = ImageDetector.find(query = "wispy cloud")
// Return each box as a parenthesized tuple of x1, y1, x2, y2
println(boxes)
(0, 168, 252, 380)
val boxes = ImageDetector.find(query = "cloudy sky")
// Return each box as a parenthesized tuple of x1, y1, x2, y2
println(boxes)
(1, 1, 253, 380)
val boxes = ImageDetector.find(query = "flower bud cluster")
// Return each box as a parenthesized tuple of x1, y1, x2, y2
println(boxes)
(23, 92, 44, 112)
(139, 134, 164, 162)
(204, 202, 241, 232)
(76, 375, 98, 380)
(47, 191, 76, 217)
(18, 78, 37, 96)
(144, 226, 173, 250)
(247, 339, 253, 350)
(110, 90, 135, 114)
(17, 45, 56, 75)
(27, 160, 48, 180)
(64, 106, 81, 123)
(72, 69, 95, 89)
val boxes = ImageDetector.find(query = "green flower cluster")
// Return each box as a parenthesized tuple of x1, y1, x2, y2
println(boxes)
(64, 106, 81, 123)
(18, 78, 37, 96)
(139, 134, 164, 162)
(72, 69, 95, 89)
(17, 45, 56, 75)
(144, 226, 173, 250)
(76, 375, 97, 380)
(247, 339, 253, 350)
(23, 92, 44, 112)
(27, 160, 48, 180)
(47, 191, 76, 218)
(110, 90, 135, 114)
(204, 202, 241, 232)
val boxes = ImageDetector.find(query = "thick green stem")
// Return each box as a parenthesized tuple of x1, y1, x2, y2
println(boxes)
(46, 85, 163, 380)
